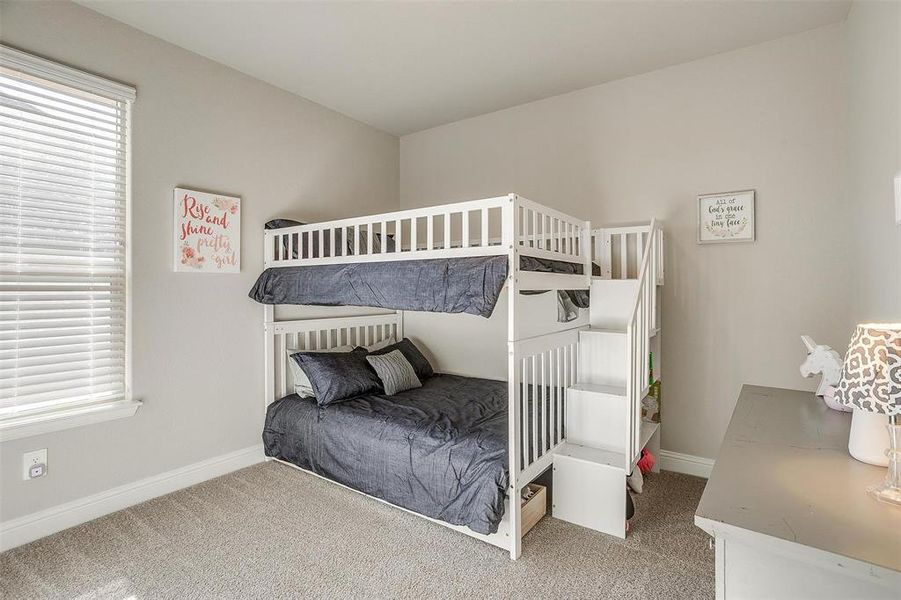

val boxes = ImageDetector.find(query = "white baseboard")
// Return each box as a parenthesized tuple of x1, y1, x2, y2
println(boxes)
(0, 444, 709, 552)
(659, 450, 715, 478)
(0, 444, 265, 552)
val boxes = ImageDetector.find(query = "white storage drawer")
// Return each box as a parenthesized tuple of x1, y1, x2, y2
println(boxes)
(552, 445, 627, 539)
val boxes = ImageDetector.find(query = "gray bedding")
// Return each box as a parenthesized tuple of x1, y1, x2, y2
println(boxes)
(263, 374, 509, 534)
(249, 256, 509, 317)
(248, 255, 596, 318)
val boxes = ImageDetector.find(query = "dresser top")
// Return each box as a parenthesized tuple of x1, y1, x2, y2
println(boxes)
(695, 385, 900, 573)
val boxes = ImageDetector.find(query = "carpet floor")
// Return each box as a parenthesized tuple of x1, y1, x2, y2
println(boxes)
(1, 462, 713, 599)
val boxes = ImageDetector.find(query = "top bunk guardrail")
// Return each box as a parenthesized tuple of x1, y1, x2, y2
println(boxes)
(263, 194, 592, 275)
(591, 224, 664, 283)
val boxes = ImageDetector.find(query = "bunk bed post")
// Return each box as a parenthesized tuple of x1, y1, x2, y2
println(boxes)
(263, 304, 274, 461)
(503, 193, 522, 560)
(263, 229, 275, 459)
(264, 229, 274, 268)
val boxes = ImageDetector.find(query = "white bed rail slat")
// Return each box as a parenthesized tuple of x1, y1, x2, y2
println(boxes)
(540, 350, 547, 455)
(531, 354, 538, 465)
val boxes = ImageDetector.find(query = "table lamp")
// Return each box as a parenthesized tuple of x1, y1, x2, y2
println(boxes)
(833, 323, 901, 506)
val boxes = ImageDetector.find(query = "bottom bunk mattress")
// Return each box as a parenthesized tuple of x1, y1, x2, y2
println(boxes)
(263, 374, 509, 535)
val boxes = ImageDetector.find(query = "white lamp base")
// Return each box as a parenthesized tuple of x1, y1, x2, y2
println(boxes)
(848, 409, 890, 466)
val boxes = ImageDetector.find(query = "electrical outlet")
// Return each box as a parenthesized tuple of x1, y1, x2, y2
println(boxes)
(22, 449, 47, 480)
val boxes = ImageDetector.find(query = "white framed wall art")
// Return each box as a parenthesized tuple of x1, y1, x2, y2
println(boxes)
(174, 187, 241, 272)
(698, 189, 755, 244)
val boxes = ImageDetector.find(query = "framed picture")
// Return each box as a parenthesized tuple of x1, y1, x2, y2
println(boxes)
(174, 187, 241, 272)
(698, 189, 755, 244)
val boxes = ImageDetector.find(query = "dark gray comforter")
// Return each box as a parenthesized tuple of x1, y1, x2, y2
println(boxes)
(248, 255, 598, 317)
(249, 256, 508, 318)
(263, 374, 509, 535)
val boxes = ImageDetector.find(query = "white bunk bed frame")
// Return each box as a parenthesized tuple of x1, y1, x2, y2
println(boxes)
(261, 193, 661, 559)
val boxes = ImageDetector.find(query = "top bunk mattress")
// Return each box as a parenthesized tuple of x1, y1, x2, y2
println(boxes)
(263, 373, 509, 535)
(248, 255, 592, 317)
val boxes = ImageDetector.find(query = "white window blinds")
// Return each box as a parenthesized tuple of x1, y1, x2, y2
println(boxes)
(0, 46, 135, 421)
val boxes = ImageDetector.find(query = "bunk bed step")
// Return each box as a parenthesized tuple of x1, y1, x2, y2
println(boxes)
(582, 326, 627, 335)
(588, 278, 638, 330)
(569, 382, 626, 397)
(566, 384, 628, 450)
(581, 326, 657, 337)
(567, 386, 660, 454)
(554, 441, 625, 469)
(578, 328, 627, 387)
(552, 442, 627, 539)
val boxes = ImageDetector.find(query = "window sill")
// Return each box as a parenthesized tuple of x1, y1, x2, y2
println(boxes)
(0, 400, 142, 443)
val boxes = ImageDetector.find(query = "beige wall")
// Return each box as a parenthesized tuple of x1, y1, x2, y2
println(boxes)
(400, 24, 852, 460)
(0, 1, 398, 522)
(847, 2, 901, 322)
(0, 0, 890, 526)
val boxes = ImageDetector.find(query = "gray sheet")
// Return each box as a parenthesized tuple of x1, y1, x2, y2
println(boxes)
(263, 374, 509, 534)
(249, 256, 509, 317)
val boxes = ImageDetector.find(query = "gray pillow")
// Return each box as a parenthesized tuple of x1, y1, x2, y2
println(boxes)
(366, 350, 422, 396)
(364, 338, 434, 381)
(286, 344, 353, 397)
(291, 349, 382, 406)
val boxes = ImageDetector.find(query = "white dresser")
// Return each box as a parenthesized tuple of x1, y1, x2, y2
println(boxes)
(695, 385, 900, 599)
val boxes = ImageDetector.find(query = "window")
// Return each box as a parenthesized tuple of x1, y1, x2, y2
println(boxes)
(0, 46, 138, 440)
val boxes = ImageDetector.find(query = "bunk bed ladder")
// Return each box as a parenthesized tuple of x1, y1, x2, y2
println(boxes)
(552, 220, 663, 539)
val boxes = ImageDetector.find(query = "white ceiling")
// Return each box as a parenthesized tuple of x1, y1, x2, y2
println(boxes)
(78, 1, 850, 136)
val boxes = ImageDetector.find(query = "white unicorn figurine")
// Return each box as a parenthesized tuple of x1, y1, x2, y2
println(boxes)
(799, 335, 851, 412)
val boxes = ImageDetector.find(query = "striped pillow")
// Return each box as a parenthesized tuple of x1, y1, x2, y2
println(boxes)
(366, 350, 422, 395)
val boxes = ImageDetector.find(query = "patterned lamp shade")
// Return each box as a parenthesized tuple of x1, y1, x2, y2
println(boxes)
(833, 324, 901, 415)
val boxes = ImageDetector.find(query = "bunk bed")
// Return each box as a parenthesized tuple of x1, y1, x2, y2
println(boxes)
(249, 193, 664, 559)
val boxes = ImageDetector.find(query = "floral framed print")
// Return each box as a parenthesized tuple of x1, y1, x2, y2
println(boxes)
(698, 189, 755, 244)
(174, 187, 241, 272)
